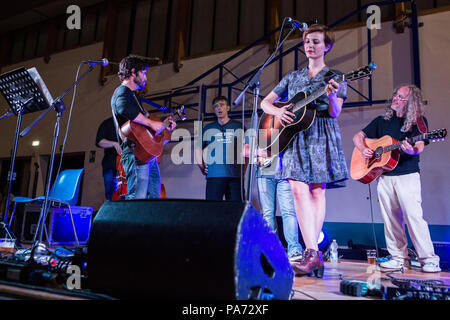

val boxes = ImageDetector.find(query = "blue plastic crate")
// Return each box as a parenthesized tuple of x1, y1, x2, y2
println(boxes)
(49, 206, 93, 245)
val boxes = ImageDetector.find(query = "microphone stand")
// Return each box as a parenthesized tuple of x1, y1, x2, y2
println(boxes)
(233, 23, 297, 206)
(23, 65, 94, 256)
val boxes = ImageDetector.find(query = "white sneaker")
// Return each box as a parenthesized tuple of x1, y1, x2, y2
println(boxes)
(288, 251, 303, 262)
(380, 259, 404, 269)
(422, 262, 441, 273)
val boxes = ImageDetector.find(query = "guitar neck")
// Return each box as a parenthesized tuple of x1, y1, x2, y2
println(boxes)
(296, 88, 327, 111)
(285, 64, 376, 113)
(384, 134, 427, 152)
(291, 77, 344, 113)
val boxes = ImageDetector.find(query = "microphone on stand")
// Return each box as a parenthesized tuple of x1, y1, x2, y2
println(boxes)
(287, 18, 308, 32)
(82, 58, 109, 66)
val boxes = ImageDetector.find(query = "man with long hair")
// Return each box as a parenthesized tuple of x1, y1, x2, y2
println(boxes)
(353, 84, 441, 273)
(111, 56, 176, 199)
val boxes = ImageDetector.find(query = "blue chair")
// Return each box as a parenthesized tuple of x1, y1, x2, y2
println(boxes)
(11, 168, 84, 246)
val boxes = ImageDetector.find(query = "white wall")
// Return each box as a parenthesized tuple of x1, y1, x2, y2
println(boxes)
(1, 10, 448, 226)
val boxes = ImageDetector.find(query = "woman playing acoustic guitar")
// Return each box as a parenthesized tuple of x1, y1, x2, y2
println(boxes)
(260, 24, 348, 277)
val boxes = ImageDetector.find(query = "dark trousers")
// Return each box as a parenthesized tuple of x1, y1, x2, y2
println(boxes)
(206, 177, 244, 201)
(103, 168, 117, 201)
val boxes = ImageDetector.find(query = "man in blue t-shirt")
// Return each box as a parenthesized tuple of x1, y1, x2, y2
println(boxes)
(195, 96, 246, 201)
(353, 84, 440, 273)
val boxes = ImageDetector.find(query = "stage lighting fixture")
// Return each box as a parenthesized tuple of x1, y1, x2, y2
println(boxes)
(318, 230, 331, 253)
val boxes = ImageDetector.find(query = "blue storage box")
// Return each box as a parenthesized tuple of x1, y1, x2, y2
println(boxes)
(49, 206, 93, 245)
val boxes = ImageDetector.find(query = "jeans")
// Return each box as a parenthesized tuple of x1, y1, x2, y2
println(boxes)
(121, 147, 161, 200)
(102, 168, 117, 201)
(257, 177, 303, 256)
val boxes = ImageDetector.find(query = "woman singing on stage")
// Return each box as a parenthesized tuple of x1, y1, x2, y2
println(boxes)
(261, 24, 348, 277)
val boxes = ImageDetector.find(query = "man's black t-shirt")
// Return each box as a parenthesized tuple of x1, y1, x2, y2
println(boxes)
(362, 114, 428, 176)
(95, 117, 118, 170)
(111, 85, 145, 148)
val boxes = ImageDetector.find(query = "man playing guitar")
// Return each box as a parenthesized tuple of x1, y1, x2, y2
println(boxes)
(111, 56, 176, 200)
(353, 84, 441, 273)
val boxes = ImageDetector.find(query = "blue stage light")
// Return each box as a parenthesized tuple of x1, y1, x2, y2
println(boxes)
(318, 230, 325, 244)
(318, 230, 330, 253)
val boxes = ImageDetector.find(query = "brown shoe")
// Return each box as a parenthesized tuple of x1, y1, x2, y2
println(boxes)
(291, 248, 324, 278)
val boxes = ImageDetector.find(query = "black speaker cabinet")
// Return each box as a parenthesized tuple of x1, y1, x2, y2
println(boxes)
(88, 199, 294, 299)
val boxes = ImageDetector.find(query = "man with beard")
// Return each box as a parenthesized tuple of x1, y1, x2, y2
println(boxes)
(353, 84, 440, 273)
(111, 56, 176, 199)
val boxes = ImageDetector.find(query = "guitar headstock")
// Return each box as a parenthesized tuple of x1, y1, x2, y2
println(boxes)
(344, 62, 377, 82)
(174, 105, 187, 121)
(427, 128, 447, 142)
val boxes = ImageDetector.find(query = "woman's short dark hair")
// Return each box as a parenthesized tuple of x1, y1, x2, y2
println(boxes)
(118, 56, 148, 81)
(303, 24, 335, 53)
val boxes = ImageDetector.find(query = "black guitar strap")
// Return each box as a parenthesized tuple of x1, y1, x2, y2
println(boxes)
(133, 92, 149, 117)
(111, 105, 127, 146)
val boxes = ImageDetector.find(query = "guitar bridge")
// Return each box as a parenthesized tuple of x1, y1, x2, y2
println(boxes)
(367, 156, 380, 169)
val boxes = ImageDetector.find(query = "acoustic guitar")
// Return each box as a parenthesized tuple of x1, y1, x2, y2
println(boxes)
(257, 155, 277, 168)
(120, 106, 186, 162)
(350, 128, 447, 184)
(113, 113, 165, 200)
(258, 63, 377, 155)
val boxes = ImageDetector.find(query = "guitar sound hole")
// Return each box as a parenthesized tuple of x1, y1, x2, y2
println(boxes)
(367, 147, 383, 168)
(374, 147, 383, 158)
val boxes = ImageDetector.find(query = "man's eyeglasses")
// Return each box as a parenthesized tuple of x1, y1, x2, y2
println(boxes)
(393, 93, 408, 102)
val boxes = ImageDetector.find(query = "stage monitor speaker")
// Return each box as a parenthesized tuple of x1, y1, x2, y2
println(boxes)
(88, 199, 294, 299)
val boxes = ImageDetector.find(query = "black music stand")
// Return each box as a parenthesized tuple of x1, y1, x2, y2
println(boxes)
(0, 67, 52, 248)
(19, 64, 95, 254)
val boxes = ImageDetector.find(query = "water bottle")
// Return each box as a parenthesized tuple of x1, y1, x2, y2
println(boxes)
(330, 239, 339, 263)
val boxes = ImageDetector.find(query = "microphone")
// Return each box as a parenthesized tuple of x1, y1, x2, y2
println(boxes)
(82, 58, 109, 66)
(287, 18, 308, 32)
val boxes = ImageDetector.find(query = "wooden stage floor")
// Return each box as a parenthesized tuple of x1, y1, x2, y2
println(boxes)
(1, 248, 449, 300)
(291, 259, 450, 300)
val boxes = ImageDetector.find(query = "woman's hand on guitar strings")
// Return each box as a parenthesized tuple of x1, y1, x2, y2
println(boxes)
(277, 104, 295, 126)
(325, 79, 339, 97)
